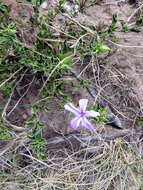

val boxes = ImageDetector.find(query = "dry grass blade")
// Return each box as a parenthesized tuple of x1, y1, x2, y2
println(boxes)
(1, 137, 142, 190)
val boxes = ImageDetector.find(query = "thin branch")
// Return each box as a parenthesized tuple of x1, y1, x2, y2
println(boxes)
(45, 130, 132, 149)
(0, 67, 23, 88)
(62, 13, 97, 35)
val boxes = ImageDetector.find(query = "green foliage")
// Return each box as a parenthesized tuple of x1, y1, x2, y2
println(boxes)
(0, 120, 11, 140)
(0, 80, 15, 97)
(88, 0, 101, 7)
(80, 80, 92, 87)
(0, 5, 74, 97)
(105, 14, 141, 35)
(95, 37, 110, 54)
(27, 107, 46, 160)
(136, 14, 143, 26)
(120, 20, 140, 33)
(0, 3, 115, 98)
(135, 119, 143, 127)
(95, 107, 108, 125)
(0, 4, 11, 20)
(77, 35, 110, 57)
(27, 0, 42, 9)
(89, 106, 108, 125)
(59, 52, 73, 70)
(42, 81, 65, 97)
(107, 14, 119, 36)
(0, 22, 17, 63)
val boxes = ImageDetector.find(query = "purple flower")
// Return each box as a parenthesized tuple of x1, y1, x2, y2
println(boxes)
(64, 99, 100, 131)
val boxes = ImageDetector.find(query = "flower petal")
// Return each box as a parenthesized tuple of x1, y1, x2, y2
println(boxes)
(79, 99, 88, 112)
(85, 110, 100, 118)
(81, 117, 94, 131)
(64, 103, 80, 116)
(70, 117, 82, 130)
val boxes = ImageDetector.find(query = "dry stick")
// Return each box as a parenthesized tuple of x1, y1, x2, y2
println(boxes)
(0, 67, 23, 88)
(45, 130, 132, 149)
(62, 13, 97, 36)
(122, 150, 140, 187)
(0, 139, 16, 156)
(0, 156, 13, 168)
(0, 132, 28, 156)
(125, 51, 143, 58)
(2, 69, 29, 132)
(108, 40, 143, 49)
(71, 69, 103, 105)
(38, 36, 75, 45)
(45, 23, 77, 40)
(127, 3, 143, 23)
(2, 93, 25, 131)
(80, 0, 88, 8)
(7, 76, 35, 117)
(77, 61, 91, 78)
(71, 33, 89, 55)
(19, 153, 59, 170)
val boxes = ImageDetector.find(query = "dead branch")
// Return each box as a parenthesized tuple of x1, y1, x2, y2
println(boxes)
(45, 130, 132, 150)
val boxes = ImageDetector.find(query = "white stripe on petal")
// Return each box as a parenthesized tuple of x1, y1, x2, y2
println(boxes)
(64, 103, 80, 116)
(79, 99, 88, 112)
(70, 117, 82, 130)
(81, 117, 94, 131)
(85, 110, 100, 118)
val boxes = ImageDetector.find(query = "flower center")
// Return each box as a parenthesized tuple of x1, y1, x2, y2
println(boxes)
(80, 111, 86, 117)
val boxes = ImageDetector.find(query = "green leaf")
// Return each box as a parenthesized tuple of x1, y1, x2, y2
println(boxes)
(95, 44, 110, 54)
(136, 14, 143, 26)
(59, 52, 73, 70)
(0, 123, 11, 140)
